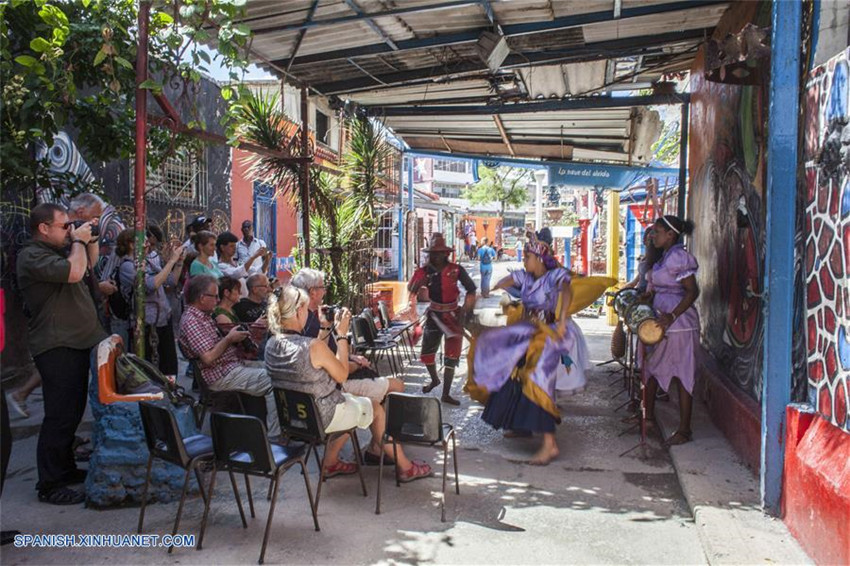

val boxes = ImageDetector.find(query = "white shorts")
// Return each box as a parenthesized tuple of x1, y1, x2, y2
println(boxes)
(325, 393, 374, 433)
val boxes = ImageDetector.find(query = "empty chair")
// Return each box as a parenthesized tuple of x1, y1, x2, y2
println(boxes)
(199, 412, 318, 565)
(377, 301, 416, 363)
(351, 315, 400, 378)
(375, 393, 459, 522)
(273, 387, 367, 512)
(137, 401, 213, 553)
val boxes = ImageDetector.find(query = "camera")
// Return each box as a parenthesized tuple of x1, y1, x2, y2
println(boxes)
(321, 304, 341, 321)
(71, 219, 100, 237)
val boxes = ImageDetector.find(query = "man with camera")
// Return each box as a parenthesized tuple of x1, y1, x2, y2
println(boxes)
(17, 203, 107, 505)
(178, 275, 280, 437)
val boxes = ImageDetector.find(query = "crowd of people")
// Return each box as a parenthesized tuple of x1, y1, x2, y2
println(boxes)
(4, 192, 701, 512)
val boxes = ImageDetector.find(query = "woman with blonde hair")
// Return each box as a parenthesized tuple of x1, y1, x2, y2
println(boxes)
(265, 286, 432, 481)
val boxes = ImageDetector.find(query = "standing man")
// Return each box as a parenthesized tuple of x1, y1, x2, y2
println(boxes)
(183, 215, 213, 252)
(236, 220, 269, 274)
(17, 203, 106, 505)
(407, 233, 476, 405)
(477, 237, 497, 298)
(515, 238, 524, 262)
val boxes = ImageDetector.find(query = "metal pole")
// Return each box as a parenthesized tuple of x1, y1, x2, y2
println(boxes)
(534, 169, 545, 229)
(133, 1, 150, 357)
(677, 101, 690, 217)
(761, 0, 801, 516)
(605, 190, 620, 326)
(300, 85, 311, 267)
(397, 152, 404, 281)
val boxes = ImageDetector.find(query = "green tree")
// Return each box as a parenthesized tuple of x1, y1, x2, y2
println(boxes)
(463, 165, 532, 221)
(1, 0, 253, 192)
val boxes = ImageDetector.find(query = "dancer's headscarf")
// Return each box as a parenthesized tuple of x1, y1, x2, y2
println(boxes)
(524, 227, 560, 270)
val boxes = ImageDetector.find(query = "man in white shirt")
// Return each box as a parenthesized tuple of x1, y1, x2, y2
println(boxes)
(236, 220, 268, 274)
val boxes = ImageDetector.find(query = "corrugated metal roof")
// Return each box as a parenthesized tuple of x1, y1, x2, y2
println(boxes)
(228, 0, 729, 164)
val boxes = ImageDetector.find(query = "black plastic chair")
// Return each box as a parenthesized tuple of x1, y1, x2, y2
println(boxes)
(375, 393, 459, 522)
(362, 307, 409, 368)
(200, 412, 318, 565)
(273, 387, 367, 512)
(351, 315, 400, 378)
(137, 401, 214, 553)
(377, 301, 416, 363)
(189, 360, 267, 428)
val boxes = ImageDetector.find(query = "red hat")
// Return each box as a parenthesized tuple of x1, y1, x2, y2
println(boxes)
(423, 233, 453, 253)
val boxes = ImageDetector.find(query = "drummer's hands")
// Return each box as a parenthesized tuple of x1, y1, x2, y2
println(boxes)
(556, 319, 568, 338)
(658, 312, 675, 330)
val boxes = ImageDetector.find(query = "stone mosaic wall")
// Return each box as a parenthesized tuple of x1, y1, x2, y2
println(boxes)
(802, 47, 850, 432)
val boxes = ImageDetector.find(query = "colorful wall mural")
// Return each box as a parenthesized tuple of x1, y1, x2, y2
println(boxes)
(802, 47, 850, 432)
(689, 1, 809, 405)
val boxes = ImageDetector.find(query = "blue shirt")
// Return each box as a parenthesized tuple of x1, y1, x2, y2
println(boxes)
(477, 245, 496, 270)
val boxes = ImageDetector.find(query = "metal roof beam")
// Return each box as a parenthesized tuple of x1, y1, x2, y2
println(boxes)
(313, 28, 709, 94)
(370, 93, 689, 117)
(252, 1, 480, 35)
(479, 0, 503, 35)
(271, 0, 725, 68)
(343, 0, 399, 51)
(286, 0, 320, 73)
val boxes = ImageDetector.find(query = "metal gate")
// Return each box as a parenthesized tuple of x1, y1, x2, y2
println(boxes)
(253, 181, 277, 275)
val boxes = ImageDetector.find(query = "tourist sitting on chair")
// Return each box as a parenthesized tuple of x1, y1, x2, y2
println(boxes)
(178, 275, 280, 437)
(266, 286, 431, 479)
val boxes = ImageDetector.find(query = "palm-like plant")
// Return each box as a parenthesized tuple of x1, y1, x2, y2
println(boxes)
(233, 89, 302, 205)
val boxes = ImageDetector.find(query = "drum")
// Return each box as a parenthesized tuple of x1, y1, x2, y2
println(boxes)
(613, 288, 640, 319)
(625, 303, 665, 345)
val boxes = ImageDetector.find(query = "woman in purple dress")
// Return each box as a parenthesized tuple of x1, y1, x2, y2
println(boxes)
(468, 228, 574, 465)
(643, 215, 700, 446)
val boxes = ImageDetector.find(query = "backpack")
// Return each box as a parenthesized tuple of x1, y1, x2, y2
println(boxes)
(115, 353, 196, 407)
(108, 258, 134, 320)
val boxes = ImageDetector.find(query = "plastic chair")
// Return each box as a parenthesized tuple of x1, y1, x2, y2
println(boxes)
(351, 315, 400, 378)
(137, 401, 214, 552)
(273, 387, 367, 512)
(377, 301, 415, 363)
(97, 335, 164, 404)
(363, 307, 409, 367)
(200, 412, 318, 565)
(189, 360, 267, 428)
(375, 393, 459, 522)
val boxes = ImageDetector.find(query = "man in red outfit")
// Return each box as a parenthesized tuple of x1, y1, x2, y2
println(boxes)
(408, 233, 476, 405)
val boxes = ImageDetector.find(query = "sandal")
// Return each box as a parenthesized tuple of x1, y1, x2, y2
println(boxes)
(663, 430, 692, 447)
(363, 451, 394, 466)
(38, 486, 85, 505)
(323, 460, 357, 478)
(398, 461, 432, 483)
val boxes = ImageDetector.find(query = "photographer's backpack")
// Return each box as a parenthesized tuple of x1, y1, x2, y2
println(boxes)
(108, 258, 134, 320)
(115, 352, 196, 408)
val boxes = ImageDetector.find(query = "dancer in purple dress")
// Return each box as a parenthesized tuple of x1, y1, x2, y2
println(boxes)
(642, 215, 700, 446)
(468, 228, 574, 465)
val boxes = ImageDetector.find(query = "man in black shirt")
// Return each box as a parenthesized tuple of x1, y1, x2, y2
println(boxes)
(233, 273, 270, 323)
(17, 203, 106, 505)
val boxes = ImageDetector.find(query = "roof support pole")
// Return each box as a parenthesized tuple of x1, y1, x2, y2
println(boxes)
(300, 85, 311, 267)
(677, 101, 689, 217)
(605, 190, 620, 326)
(133, 1, 150, 357)
(761, 0, 801, 516)
(397, 152, 405, 281)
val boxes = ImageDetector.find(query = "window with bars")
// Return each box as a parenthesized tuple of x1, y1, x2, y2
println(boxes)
(433, 159, 469, 173)
(130, 150, 208, 206)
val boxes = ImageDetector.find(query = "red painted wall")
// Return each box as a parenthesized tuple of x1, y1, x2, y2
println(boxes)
(230, 148, 299, 281)
(783, 405, 850, 565)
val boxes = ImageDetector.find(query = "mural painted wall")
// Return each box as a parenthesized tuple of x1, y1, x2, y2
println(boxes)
(802, 47, 850, 432)
(689, 1, 809, 404)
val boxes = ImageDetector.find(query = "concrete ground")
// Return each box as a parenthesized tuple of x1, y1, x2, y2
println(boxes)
(0, 259, 810, 565)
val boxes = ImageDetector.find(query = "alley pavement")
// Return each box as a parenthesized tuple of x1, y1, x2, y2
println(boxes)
(1, 259, 810, 565)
